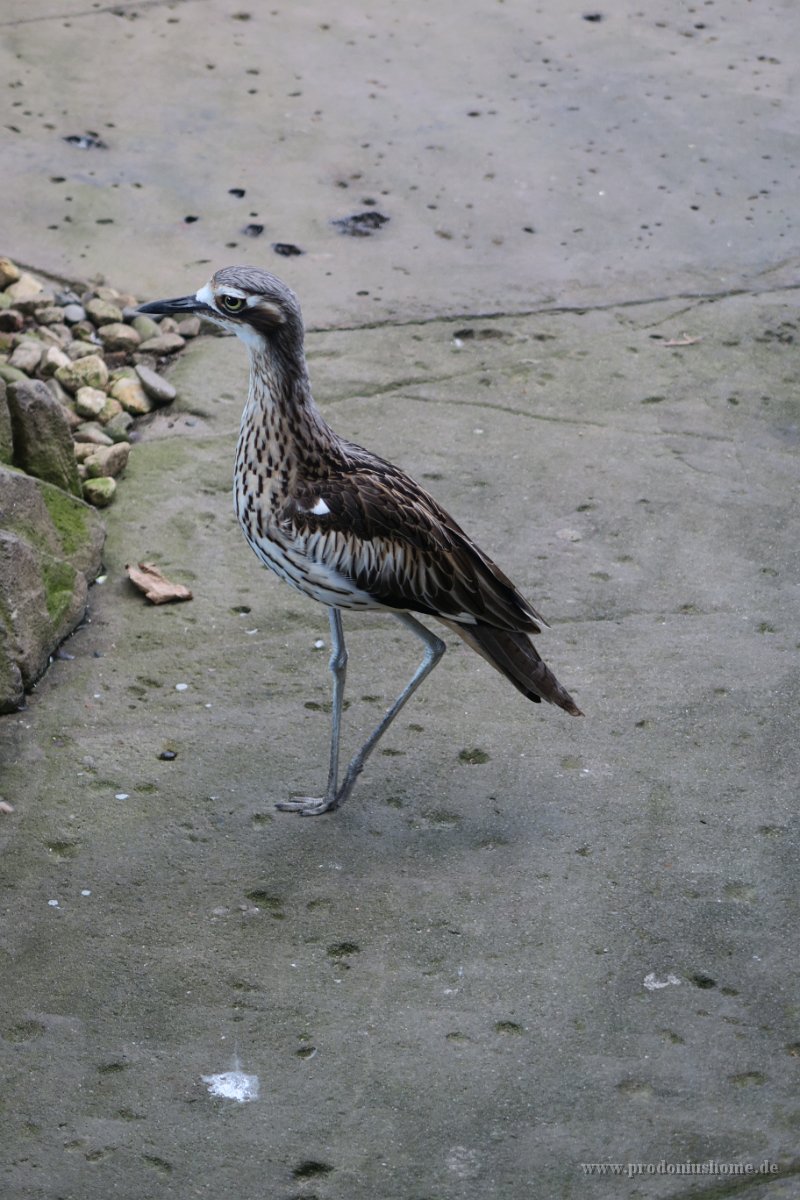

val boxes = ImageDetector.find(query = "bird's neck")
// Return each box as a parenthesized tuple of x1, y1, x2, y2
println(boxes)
(240, 344, 339, 477)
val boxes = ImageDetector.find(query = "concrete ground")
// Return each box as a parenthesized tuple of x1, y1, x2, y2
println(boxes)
(1, 2, 798, 1198)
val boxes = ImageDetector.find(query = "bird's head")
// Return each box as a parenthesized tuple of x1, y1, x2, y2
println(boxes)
(137, 266, 304, 353)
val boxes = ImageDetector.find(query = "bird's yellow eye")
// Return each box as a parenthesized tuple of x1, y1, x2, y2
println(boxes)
(220, 294, 245, 312)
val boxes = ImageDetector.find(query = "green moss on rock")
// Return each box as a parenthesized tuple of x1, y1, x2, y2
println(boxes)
(39, 481, 90, 558)
(41, 558, 79, 625)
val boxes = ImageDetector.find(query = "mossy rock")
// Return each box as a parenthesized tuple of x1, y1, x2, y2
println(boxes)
(0, 464, 105, 711)
(6, 378, 81, 496)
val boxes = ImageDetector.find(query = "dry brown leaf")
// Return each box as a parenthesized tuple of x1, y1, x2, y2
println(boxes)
(126, 562, 193, 605)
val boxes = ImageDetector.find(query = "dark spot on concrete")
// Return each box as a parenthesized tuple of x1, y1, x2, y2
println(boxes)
(245, 891, 285, 918)
(459, 747, 490, 764)
(583, 12, 605, 21)
(184, 215, 199, 224)
(731, 1071, 766, 1087)
(495, 1020, 524, 1035)
(4, 1019, 46, 1042)
(454, 327, 507, 341)
(158, 749, 177, 761)
(63, 133, 108, 149)
(228, 187, 246, 197)
(691, 973, 717, 989)
(327, 941, 359, 958)
(242, 223, 264, 237)
(272, 243, 304, 256)
(422, 808, 461, 825)
(292, 1160, 334, 1179)
(143, 1155, 172, 1173)
(332, 211, 389, 237)
(46, 839, 79, 859)
(617, 1079, 653, 1098)
(295, 1045, 317, 1059)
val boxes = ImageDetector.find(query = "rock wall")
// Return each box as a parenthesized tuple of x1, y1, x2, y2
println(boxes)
(0, 256, 191, 712)
(0, 380, 104, 713)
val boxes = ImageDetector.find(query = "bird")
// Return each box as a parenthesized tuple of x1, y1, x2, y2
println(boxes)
(138, 267, 582, 816)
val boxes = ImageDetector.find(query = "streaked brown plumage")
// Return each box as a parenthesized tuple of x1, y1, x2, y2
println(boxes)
(138, 267, 581, 815)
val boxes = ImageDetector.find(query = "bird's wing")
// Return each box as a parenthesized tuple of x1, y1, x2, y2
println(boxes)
(279, 463, 546, 633)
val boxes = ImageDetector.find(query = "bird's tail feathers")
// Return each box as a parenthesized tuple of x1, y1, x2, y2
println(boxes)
(440, 620, 582, 716)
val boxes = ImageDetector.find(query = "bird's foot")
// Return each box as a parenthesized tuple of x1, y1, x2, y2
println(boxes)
(275, 794, 341, 817)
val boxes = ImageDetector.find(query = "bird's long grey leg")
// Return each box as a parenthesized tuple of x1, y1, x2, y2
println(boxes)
(277, 607, 347, 814)
(279, 613, 446, 817)
(332, 614, 445, 810)
(323, 607, 347, 799)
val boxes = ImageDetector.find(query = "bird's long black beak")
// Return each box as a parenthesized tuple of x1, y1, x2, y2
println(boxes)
(136, 294, 208, 316)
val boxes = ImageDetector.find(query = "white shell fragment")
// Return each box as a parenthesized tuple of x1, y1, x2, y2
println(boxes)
(643, 972, 681, 991)
(202, 1070, 260, 1103)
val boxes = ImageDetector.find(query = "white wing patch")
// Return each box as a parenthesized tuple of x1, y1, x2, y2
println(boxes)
(310, 498, 331, 516)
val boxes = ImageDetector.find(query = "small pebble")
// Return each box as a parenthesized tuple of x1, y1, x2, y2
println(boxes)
(137, 332, 186, 354)
(135, 363, 177, 403)
(175, 683, 188, 692)
(115, 793, 129, 800)
(81, 889, 92, 896)
(85, 297, 123, 326)
(82, 475, 117, 506)
(176, 315, 201, 338)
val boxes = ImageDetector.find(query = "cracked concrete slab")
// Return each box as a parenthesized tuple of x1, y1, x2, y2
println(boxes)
(2, 291, 798, 1198)
(1, 1, 799, 1197)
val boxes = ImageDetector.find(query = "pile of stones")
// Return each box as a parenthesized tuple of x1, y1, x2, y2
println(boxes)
(0, 255, 196, 507)
(0, 256, 198, 713)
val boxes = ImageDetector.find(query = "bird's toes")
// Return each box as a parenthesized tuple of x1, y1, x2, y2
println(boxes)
(276, 795, 336, 817)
